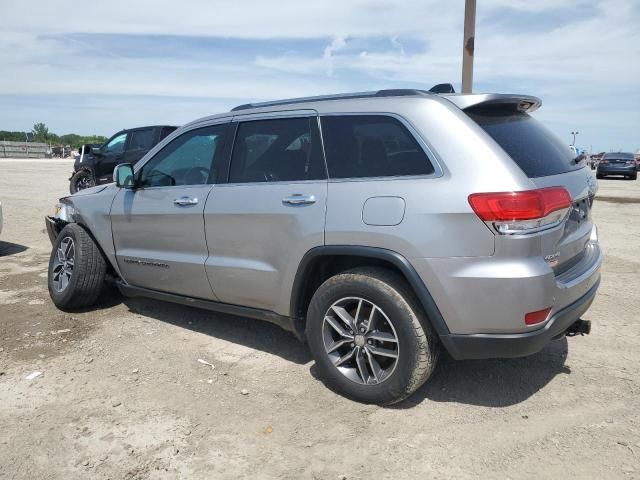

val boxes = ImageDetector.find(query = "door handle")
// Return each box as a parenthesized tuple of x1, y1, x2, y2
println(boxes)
(282, 194, 316, 206)
(173, 196, 199, 206)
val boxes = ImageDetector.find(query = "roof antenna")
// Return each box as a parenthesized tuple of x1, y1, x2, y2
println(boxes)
(429, 83, 456, 94)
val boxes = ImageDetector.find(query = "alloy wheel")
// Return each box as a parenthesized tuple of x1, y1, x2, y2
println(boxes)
(322, 297, 400, 385)
(52, 237, 75, 292)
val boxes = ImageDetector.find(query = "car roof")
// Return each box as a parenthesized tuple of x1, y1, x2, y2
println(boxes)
(184, 88, 542, 128)
(118, 125, 178, 133)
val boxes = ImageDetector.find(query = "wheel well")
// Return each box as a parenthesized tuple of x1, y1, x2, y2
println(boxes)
(74, 167, 94, 176)
(73, 222, 118, 278)
(292, 254, 413, 324)
(290, 247, 450, 340)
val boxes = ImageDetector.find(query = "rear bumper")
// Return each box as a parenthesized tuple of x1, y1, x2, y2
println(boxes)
(597, 166, 636, 176)
(441, 278, 599, 360)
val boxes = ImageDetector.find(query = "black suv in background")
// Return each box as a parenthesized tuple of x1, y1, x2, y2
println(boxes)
(70, 125, 177, 193)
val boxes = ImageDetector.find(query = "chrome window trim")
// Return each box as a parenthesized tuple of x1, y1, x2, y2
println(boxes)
(216, 179, 328, 188)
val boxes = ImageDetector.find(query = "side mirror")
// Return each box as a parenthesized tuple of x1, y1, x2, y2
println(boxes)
(91, 147, 102, 155)
(114, 163, 135, 188)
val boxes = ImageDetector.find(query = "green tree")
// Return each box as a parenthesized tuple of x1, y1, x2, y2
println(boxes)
(32, 122, 50, 142)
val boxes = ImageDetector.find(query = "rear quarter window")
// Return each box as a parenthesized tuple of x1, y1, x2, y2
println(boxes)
(467, 108, 583, 178)
(321, 115, 435, 179)
(129, 129, 156, 151)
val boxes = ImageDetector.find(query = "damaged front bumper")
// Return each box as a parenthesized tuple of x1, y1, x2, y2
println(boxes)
(45, 216, 65, 244)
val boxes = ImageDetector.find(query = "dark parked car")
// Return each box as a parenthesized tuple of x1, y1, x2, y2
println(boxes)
(596, 152, 637, 180)
(69, 125, 177, 193)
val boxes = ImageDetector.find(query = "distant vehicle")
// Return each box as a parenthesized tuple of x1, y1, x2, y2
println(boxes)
(590, 152, 605, 169)
(51, 145, 72, 158)
(596, 152, 637, 180)
(69, 125, 177, 194)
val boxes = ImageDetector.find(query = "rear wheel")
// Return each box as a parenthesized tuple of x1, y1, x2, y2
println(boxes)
(596, 173, 604, 179)
(630, 173, 637, 180)
(70, 170, 95, 194)
(48, 224, 106, 310)
(306, 267, 439, 405)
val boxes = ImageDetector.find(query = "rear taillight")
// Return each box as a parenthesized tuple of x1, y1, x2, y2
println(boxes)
(468, 187, 572, 235)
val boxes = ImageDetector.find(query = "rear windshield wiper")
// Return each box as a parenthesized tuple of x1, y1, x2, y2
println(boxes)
(572, 153, 586, 165)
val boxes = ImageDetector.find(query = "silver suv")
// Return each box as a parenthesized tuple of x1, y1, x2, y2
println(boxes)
(45, 87, 602, 404)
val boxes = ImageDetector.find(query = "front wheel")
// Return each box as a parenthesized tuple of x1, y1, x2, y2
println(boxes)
(48, 224, 107, 310)
(306, 267, 439, 405)
(69, 170, 95, 194)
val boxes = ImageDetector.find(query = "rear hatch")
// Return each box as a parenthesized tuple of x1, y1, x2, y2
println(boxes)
(465, 105, 594, 274)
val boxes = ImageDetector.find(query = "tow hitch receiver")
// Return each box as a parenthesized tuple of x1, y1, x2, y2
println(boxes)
(566, 319, 591, 337)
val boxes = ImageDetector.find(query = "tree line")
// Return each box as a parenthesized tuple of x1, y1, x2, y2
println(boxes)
(0, 123, 107, 148)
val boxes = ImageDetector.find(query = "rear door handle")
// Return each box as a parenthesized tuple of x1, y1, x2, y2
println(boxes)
(282, 194, 316, 205)
(173, 196, 199, 206)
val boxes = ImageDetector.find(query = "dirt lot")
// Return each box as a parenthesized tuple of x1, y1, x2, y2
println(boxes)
(0, 158, 638, 479)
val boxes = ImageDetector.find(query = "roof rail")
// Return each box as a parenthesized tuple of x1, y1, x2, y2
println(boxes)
(230, 87, 441, 112)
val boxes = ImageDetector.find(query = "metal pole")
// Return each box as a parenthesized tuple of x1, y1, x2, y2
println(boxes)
(462, 0, 476, 94)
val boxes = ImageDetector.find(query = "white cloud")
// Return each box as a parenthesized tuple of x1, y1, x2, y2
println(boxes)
(323, 36, 348, 75)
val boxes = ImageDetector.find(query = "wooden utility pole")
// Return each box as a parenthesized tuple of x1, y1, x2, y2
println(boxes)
(461, 0, 476, 94)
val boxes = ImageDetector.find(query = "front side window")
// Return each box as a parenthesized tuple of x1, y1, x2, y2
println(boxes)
(139, 125, 226, 187)
(103, 133, 127, 154)
(129, 129, 155, 151)
(321, 115, 435, 179)
(229, 117, 326, 183)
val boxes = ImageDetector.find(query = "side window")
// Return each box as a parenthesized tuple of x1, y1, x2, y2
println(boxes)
(139, 125, 226, 187)
(129, 129, 156, 151)
(103, 133, 127, 154)
(229, 117, 326, 183)
(159, 127, 177, 141)
(321, 115, 435, 179)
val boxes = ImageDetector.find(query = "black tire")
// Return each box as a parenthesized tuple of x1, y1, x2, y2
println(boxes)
(306, 267, 439, 405)
(69, 170, 95, 194)
(596, 174, 603, 179)
(630, 173, 637, 180)
(48, 224, 107, 310)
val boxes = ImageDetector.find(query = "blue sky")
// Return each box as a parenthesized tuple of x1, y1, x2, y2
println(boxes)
(0, 0, 638, 152)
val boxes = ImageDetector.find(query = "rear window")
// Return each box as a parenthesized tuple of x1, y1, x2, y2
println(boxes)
(160, 127, 177, 141)
(602, 152, 634, 160)
(467, 108, 582, 178)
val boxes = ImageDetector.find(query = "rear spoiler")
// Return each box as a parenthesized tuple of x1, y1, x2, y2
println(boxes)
(444, 93, 542, 113)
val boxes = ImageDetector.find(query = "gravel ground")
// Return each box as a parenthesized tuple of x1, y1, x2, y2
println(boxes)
(0, 159, 638, 479)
